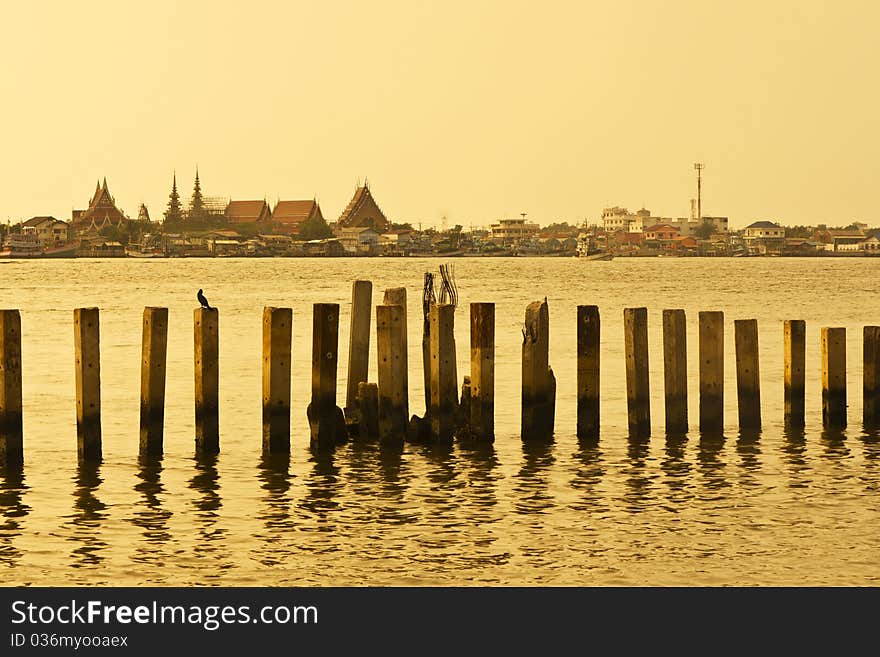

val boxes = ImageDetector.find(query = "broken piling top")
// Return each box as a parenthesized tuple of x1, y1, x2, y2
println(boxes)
(522, 298, 555, 442)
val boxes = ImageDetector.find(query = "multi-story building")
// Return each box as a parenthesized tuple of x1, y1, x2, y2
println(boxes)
(489, 218, 539, 244)
(743, 220, 785, 254)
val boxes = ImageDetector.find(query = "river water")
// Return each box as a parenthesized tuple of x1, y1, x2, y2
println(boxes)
(1, 256, 878, 585)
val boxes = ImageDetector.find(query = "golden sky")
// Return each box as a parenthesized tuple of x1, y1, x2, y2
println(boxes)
(1, 1, 876, 228)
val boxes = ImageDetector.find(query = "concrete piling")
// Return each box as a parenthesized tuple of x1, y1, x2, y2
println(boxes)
(382, 288, 408, 421)
(429, 303, 457, 442)
(308, 303, 345, 449)
(262, 307, 292, 453)
(864, 326, 880, 427)
(623, 307, 650, 438)
(73, 308, 101, 461)
(662, 309, 687, 435)
(735, 319, 761, 430)
(345, 280, 372, 421)
(577, 305, 600, 441)
(0, 310, 23, 466)
(377, 304, 407, 443)
(699, 311, 724, 434)
(469, 302, 495, 442)
(357, 382, 379, 440)
(821, 327, 846, 428)
(194, 307, 219, 454)
(139, 307, 168, 455)
(522, 299, 555, 441)
(784, 320, 806, 428)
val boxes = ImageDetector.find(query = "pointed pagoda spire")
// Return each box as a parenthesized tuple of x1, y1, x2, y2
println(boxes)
(102, 177, 108, 191)
(164, 171, 183, 224)
(188, 167, 205, 222)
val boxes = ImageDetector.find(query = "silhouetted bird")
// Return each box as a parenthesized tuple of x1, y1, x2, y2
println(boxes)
(197, 289, 213, 310)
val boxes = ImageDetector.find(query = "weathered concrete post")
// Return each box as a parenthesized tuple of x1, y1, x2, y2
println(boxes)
(662, 309, 687, 435)
(821, 327, 846, 428)
(194, 307, 219, 454)
(382, 288, 409, 420)
(735, 319, 761, 430)
(357, 382, 379, 439)
(139, 307, 168, 455)
(308, 303, 344, 449)
(699, 311, 724, 433)
(345, 280, 372, 421)
(470, 302, 495, 442)
(376, 304, 407, 443)
(73, 308, 101, 461)
(522, 299, 555, 441)
(577, 305, 600, 441)
(0, 310, 23, 465)
(784, 320, 806, 428)
(864, 326, 880, 427)
(430, 303, 457, 442)
(262, 307, 292, 453)
(624, 307, 650, 437)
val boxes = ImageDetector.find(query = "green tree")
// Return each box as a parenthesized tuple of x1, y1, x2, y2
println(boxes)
(694, 220, 715, 239)
(164, 173, 183, 224)
(297, 213, 333, 240)
(99, 224, 129, 245)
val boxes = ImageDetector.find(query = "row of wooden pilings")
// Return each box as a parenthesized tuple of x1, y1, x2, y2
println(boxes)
(0, 284, 877, 466)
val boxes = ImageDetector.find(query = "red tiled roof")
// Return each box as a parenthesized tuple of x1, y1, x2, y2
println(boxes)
(225, 200, 271, 223)
(273, 200, 318, 225)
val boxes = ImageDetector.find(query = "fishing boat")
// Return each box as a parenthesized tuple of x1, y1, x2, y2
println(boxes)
(0, 233, 47, 258)
(576, 232, 613, 260)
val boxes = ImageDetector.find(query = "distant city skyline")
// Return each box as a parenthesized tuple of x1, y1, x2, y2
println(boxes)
(1, 2, 876, 229)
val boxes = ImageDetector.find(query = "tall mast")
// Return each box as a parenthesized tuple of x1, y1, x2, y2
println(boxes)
(694, 162, 705, 221)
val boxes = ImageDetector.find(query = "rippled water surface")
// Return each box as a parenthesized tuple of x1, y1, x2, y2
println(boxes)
(1, 257, 879, 585)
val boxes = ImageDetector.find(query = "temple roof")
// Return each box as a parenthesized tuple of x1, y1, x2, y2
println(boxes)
(225, 200, 271, 223)
(273, 200, 320, 225)
(337, 183, 390, 231)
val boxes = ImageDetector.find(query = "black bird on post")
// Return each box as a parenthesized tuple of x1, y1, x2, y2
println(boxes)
(197, 289, 213, 310)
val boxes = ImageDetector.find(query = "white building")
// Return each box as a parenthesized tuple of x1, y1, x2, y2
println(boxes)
(489, 218, 539, 243)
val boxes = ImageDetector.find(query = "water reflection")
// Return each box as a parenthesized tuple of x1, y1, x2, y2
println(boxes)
(0, 465, 28, 568)
(622, 437, 654, 513)
(697, 433, 729, 494)
(188, 454, 233, 579)
(571, 442, 606, 513)
(68, 461, 107, 569)
(515, 442, 555, 516)
(735, 430, 762, 490)
(257, 453, 294, 530)
(859, 427, 880, 493)
(782, 426, 810, 488)
(661, 434, 691, 508)
(457, 443, 500, 519)
(254, 453, 295, 567)
(820, 428, 850, 459)
(300, 449, 341, 520)
(128, 455, 173, 577)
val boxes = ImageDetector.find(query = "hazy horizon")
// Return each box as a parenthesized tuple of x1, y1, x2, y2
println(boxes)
(1, 1, 876, 229)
